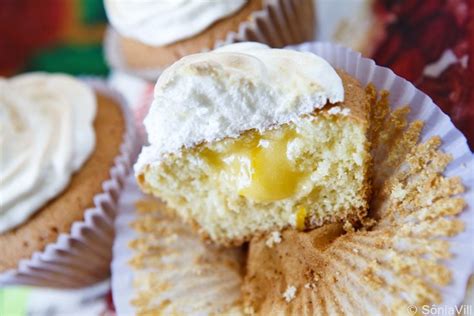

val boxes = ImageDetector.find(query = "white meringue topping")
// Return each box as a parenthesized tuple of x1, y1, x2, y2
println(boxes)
(135, 42, 344, 173)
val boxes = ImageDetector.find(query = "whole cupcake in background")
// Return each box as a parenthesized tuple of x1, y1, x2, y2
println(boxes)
(104, 0, 315, 80)
(0, 73, 135, 288)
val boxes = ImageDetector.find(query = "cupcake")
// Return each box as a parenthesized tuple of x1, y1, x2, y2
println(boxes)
(135, 42, 372, 246)
(104, 0, 315, 80)
(113, 42, 473, 314)
(0, 73, 134, 287)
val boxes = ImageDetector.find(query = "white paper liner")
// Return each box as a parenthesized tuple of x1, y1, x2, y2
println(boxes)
(287, 42, 474, 308)
(0, 79, 139, 289)
(111, 42, 474, 312)
(104, 0, 315, 81)
(111, 176, 144, 316)
(112, 176, 245, 315)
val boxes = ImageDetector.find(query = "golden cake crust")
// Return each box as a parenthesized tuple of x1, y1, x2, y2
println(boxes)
(322, 70, 370, 123)
(0, 93, 125, 272)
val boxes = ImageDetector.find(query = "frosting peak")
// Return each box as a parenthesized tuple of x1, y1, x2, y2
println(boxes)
(105, 0, 247, 46)
(135, 43, 344, 173)
(0, 73, 96, 233)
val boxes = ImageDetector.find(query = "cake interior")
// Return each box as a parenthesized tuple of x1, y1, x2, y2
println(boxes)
(139, 111, 370, 244)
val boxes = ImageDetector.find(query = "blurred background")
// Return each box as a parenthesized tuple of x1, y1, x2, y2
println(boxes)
(0, 0, 472, 315)
(0, 0, 472, 147)
(0, 0, 108, 76)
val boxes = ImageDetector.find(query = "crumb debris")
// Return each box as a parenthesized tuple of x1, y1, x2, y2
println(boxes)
(342, 108, 351, 115)
(265, 231, 282, 248)
(190, 266, 203, 276)
(244, 305, 255, 315)
(343, 221, 355, 232)
(391, 183, 407, 200)
(304, 283, 316, 289)
(328, 106, 351, 116)
(164, 233, 178, 244)
(282, 285, 297, 302)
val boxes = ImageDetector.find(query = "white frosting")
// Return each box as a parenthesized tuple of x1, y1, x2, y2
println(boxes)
(0, 73, 96, 233)
(104, 0, 247, 46)
(135, 42, 344, 173)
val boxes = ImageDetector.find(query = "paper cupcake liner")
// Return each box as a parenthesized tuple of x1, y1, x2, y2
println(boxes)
(111, 42, 474, 313)
(104, 0, 315, 81)
(111, 176, 244, 315)
(111, 176, 140, 316)
(287, 42, 474, 309)
(0, 79, 139, 288)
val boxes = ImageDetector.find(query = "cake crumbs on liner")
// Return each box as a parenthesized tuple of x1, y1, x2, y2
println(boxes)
(327, 106, 351, 116)
(164, 233, 178, 244)
(391, 183, 407, 200)
(265, 231, 282, 248)
(304, 283, 316, 289)
(244, 305, 255, 315)
(191, 266, 203, 276)
(282, 285, 297, 302)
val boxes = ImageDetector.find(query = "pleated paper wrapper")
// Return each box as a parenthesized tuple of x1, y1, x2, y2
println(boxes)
(0, 79, 139, 288)
(111, 42, 474, 315)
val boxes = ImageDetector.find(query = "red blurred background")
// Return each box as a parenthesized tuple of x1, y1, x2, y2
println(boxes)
(0, 0, 472, 149)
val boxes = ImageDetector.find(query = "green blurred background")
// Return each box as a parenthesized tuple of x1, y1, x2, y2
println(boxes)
(0, 0, 109, 77)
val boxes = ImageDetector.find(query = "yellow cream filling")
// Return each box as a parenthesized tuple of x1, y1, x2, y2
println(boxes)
(200, 127, 306, 202)
(295, 206, 307, 230)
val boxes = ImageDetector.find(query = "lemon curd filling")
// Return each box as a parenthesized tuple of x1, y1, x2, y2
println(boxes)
(200, 127, 306, 202)
(295, 206, 307, 230)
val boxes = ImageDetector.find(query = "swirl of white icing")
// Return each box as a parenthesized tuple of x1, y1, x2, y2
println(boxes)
(104, 0, 248, 46)
(0, 73, 97, 233)
(135, 42, 344, 173)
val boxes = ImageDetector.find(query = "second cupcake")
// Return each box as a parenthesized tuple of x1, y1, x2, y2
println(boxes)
(104, 0, 315, 80)
(0, 73, 134, 287)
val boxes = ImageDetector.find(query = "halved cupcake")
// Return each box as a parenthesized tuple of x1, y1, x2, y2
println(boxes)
(135, 42, 371, 245)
